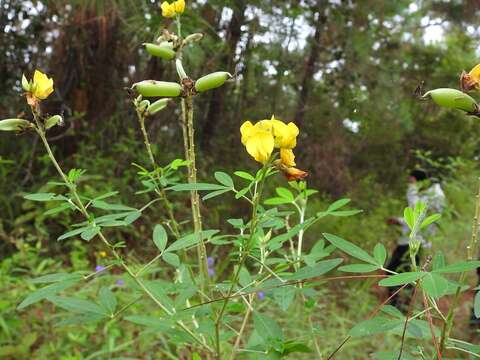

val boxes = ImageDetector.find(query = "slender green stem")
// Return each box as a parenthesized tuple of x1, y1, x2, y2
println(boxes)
(136, 110, 180, 238)
(293, 193, 321, 357)
(295, 200, 306, 270)
(439, 178, 480, 353)
(113, 296, 143, 318)
(32, 114, 211, 353)
(214, 162, 270, 359)
(176, 14, 182, 38)
(229, 298, 253, 360)
(136, 253, 163, 276)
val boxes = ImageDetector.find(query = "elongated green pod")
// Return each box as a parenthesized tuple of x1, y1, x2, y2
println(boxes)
(194, 72, 232, 93)
(144, 42, 175, 60)
(0, 118, 31, 131)
(147, 98, 169, 115)
(423, 88, 478, 113)
(45, 115, 62, 129)
(133, 80, 182, 97)
(183, 33, 203, 45)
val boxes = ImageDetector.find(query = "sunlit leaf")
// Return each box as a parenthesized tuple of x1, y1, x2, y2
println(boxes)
(323, 233, 377, 264)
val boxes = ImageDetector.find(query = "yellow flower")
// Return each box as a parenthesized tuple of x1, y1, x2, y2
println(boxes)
(174, 0, 185, 14)
(99, 251, 107, 258)
(270, 116, 299, 149)
(161, 1, 176, 17)
(241, 115, 308, 180)
(280, 148, 296, 167)
(240, 115, 300, 165)
(240, 121, 274, 163)
(461, 63, 480, 92)
(161, 0, 184, 17)
(31, 70, 54, 100)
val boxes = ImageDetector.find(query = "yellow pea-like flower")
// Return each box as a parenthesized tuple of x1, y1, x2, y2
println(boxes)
(31, 70, 54, 100)
(240, 116, 300, 165)
(280, 148, 296, 167)
(161, 1, 176, 17)
(270, 116, 299, 149)
(174, 0, 185, 14)
(240, 121, 274, 164)
(240, 115, 308, 180)
(161, 0, 185, 18)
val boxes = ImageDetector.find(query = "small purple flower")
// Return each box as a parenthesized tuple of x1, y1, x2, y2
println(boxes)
(95, 265, 106, 273)
(116, 279, 125, 286)
(207, 257, 215, 267)
(257, 291, 265, 300)
(208, 268, 215, 277)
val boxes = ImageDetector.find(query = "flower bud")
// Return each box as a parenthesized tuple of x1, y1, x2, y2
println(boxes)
(22, 74, 31, 91)
(0, 118, 31, 131)
(137, 100, 150, 112)
(194, 72, 232, 93)
(147, 98, 170, 115)
(423, 88, 478, 113)
(133, 80, 182, 97)
(45, 115, 62, 129)
(284, 167, 308, 181)
(144, 42, 175, 60)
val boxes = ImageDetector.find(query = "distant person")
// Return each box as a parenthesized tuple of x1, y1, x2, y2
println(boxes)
(386, 168, 446, 308)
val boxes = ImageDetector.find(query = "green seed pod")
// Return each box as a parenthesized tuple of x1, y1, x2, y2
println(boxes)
(45, 115, 62, 129)
(147, 98, 169, 115)
(137, 100, 150, 112)
(183, 33, 203, 45)
(133, 80, 182, 98)
(194, 72, 232, 93)
(144, 42, 175, 60)
(0, 118, 31, 131)
(423, 88, 478, 113)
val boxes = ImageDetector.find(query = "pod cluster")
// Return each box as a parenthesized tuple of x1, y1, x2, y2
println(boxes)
(133, 32, 233, 99)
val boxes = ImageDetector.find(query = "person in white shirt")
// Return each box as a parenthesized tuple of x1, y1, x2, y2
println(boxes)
(386, 168, 446, 308)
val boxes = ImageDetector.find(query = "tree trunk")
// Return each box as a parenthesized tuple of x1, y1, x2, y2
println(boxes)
(201, 1, 246, 149)
(294, 7, 326, 127)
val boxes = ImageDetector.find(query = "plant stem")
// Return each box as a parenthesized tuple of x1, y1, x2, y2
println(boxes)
(32, 116, 211, 353)
(214, 163, 270, 359)
(296, 201, 306, 269)
(398, 281, 419, 360)
(229, 299, 252, 360)
(293, 195, 321, 356)
(136, 111, 180, 238)
(181, 96, 210, 295)
(422, 291, 442, 359)
(439, 178, 480, 353)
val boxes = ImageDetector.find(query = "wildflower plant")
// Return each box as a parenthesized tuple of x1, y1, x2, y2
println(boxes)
(2, 3, 480, 359)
